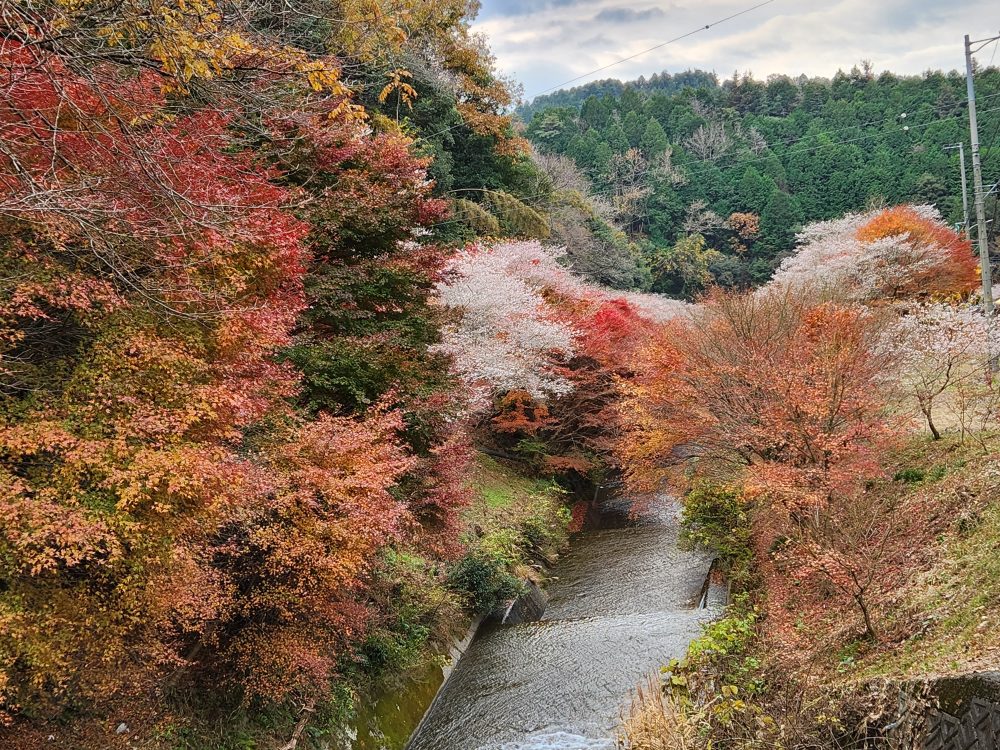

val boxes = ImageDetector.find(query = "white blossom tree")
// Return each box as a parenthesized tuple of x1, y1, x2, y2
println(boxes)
(434, 240, 689, 407)
(884, 304, 1000, 440)
(434, 242, 578, 403)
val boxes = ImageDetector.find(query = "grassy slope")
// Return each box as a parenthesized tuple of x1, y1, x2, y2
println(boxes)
(462, 453, 571, 582)
(854, 439, 1000, 680)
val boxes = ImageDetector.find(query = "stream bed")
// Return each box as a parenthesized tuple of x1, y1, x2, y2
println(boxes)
(402, 496, 723, 750)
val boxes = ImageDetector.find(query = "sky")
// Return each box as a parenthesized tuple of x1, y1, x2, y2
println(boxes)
(472, 0, 1000, 101)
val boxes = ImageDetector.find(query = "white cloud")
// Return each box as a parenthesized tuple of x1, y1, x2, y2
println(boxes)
(473, 0, 1000, 99)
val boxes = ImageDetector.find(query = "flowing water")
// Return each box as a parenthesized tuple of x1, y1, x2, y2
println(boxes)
(403, 497, 723, 750)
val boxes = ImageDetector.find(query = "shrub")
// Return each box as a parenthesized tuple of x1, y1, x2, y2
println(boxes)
(893, 467, 926, 484)
(447, 551, 524, 615)
(356, 551, 462, 675)
(519, 509, 569, 556)
(681, 483, 752, 575)
(662, 598, 767, 743)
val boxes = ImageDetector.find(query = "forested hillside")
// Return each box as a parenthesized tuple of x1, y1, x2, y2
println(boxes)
(524, 65, 1000, 292)
(515, 69, 721, 121)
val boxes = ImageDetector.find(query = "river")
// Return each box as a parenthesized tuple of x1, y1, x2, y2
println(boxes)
(401, 495, 722, 750)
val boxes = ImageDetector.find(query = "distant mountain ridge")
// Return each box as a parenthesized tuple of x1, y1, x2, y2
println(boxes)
(516, 69, 720, 121)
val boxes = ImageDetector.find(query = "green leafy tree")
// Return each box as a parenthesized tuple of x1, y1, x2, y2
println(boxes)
(619, 86, 644, 114)
(651, 234, 722, 298)
(623, 110, 646, 146)
(521, 64, 1000, 291)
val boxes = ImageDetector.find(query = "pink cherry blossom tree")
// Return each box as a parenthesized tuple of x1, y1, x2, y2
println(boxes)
(434, 240, 690, 406)
(434, 242, 578, 402)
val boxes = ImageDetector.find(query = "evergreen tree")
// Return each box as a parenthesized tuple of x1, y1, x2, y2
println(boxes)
(640, 119, 669, 156)
(580, 95, 611, 129)
(759, 191, 805, 260)
(622, 111, 646, 147)
(736, 167, 778, 213)
(605, 122, 630, 153)
(619, 86, 644, 114)
(520, 64, 1000, 290)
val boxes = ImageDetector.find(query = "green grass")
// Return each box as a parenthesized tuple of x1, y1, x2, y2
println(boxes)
(481, 487, 513, 508)
(464, 455, 568, 557)
(468, 455, 559, 508)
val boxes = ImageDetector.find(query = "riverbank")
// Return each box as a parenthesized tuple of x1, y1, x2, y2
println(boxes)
(622, 439, 1000, 750)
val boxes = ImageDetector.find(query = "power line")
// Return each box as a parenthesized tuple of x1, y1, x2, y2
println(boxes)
(681, 104, 1000, 182)
(978, 109, 1000, 187)
(419, 17, 1000, 232)
(662, 93, 1000, 181)
(414, 0, 780, 145)
(419, 71, 1000, 168)
(529, 0, 778, 98)
(965, 31, 1000, 320)
(426, 104, 1000, 231)
(976, 78, 1000, 254)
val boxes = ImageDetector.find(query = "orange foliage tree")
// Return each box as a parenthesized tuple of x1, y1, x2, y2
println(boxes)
(483, 286, 672, 481)
(541, 297, 666, 476)
(621, 289, 898, 503)
(619, 287, 910, 639)
(856, 206, 980, 299)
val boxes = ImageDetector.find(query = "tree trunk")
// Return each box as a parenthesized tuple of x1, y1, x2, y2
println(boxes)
(278, 699, 317, 750)
(922, 402, 941, 441)
(854, 592, 877, 641)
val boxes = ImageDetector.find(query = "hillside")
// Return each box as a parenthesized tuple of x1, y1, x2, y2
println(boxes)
(524, 66, 1000, 291)
(515, 68, 720, 121)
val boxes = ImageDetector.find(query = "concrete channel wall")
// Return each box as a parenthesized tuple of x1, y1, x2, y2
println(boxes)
(872, 672, 1000, 750)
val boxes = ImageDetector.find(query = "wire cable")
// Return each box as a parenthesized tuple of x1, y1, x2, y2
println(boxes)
(529, 0, 778, 98)
(426, 104, 1000, 232)
(415, 0, 780, 145)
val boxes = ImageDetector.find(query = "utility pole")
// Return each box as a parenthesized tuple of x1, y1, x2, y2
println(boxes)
(965, 33, 1000, 318)
(944, 143, 971, 237)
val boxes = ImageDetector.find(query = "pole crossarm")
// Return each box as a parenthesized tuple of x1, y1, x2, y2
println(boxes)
(968, 33, 1000, 54)
(945, 143, 972, 237)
